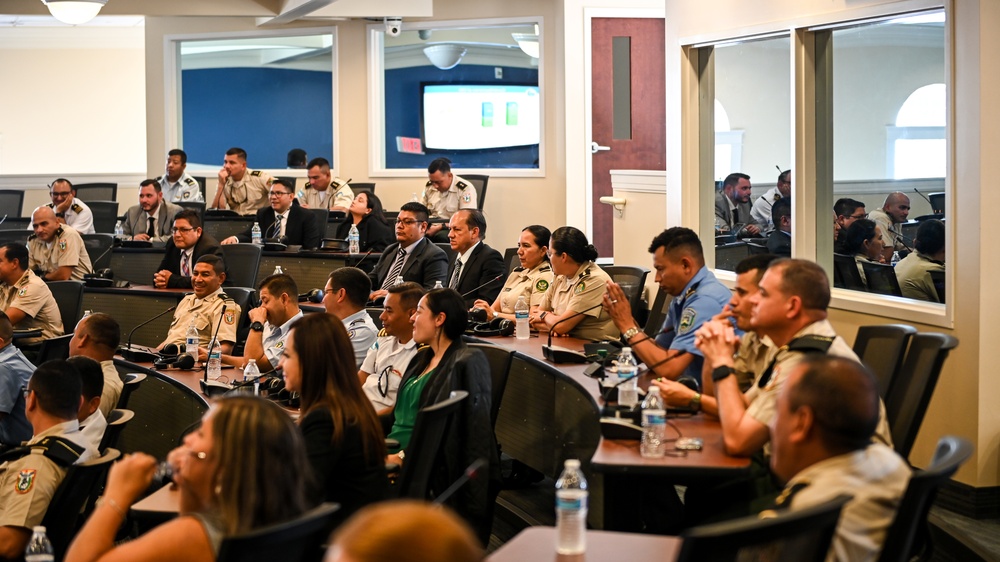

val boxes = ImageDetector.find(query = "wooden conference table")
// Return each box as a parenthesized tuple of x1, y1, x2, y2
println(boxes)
(486, 526, 681, 562)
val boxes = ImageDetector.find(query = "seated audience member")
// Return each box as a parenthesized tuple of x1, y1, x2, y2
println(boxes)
(604, 227, 730, 381)
(751, 169, 791, 232)
(0, 311, 34, 447)
(65, 396, 314, 562)
(327, 500, 483, 562)
(158, 256, 240, 359)
(368, 202, 448, 301)
(69, 313, 122, 417)
(895, 219, 945, 302)
(153, 210, 223, 289)
(766, 196, 792, 257)
(473, 225, 553, 321)
(359, 282, 422, 414)
(842, 219, 885, 285)
(530, 226, 619, 341)
(0, 360, 97, 559)
(385, 288, 498, 544)
(222, 178, 321, 249)
(769, 356, 910, 562)
(287, 148, 308, 169)
(334, 192, 395, 254)
(210, 147, 274, 216)
(222, 274, 301, 371)
(324, 268, 379, 368)
(715, 172, 761, 236)
(0, 243, 64, 343)
(300, 157, 354, 214)
(420, 158, 478, 243)
(67, 356, 106, 451)
(157, 148, 203, 203)
(46, 178, 95, 234)
(868, 192, 911, 256)
(279, 314, 386, 522)
(28, 206, 93, 281)
(445, 210, 505, 308)
(122, 179, 182, 242)
(833, 198, 867, 254)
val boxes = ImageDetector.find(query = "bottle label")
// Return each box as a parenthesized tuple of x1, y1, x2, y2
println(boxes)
(556, 493, 588, 510)
(515, 311, 528, 320)
(642, 411, 666, 424)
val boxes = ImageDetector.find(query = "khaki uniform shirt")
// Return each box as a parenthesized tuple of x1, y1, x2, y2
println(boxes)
(28, 224, 93, 281)
(221, 169, 273, 216)
(297, 178, 354, 211)
(421, 174, 477, 219)
(782, 444, 910, 562)
(0, 420, 96, 530)
(0, 269, 64, 342)
(497, 262, 553, 313)
(163, 288, 240, 348)
(732, 331, 771, 392)
(538, 261, 619, 341)
(894, 252, 944, 302)
(46, 199, 94, 235)
(158, 173, 203, 203)
(99, 359, 123, 417)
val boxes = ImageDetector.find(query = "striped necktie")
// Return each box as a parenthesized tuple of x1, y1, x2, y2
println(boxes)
(381, 247, 407, 290)
(449, 259, 463, 289)
(181, 252, 191, 276)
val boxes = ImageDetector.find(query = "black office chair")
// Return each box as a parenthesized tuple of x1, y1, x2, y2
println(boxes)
(115, 372, 146, 410)
(216, 502, 340, 562)
(81, 233, 115, 271)
(746, 242, 769, 255)
(462, 174, 489, 210)
(350, 182, 376, 197)
(0, 229, 30, 246)
(41, 448, 121, 561)
(715, 241, 749, 271)
(468, 343, 513, 428)
(929, 269, 946, 303)
(862, 261, 903, 296)
(35, 333, 73, 363)
(852, 324, 917, 398)
(74, 182, 117, 201)
(604, 265, 650, 317)
(99, 408, 135, 452)
(225, 287, 256, 355)
(366, 307, 383, 330)
(176, 201, 206, 221)
(397, 390, 468, 501)
(503, 247, 519, 273)
(877, 436, 973, 562)
(676, 495, 851, 562)
(833, 253, 866, 291)
(220, 243, 262, 288)
(0, 190, 25, 217)
(0, 217, 30, 231)
(308, 208, 330, 239)
(48, 280, 85, 332)
(643, 287, 670, 337)
(192, 176, 208, 201)
(435, 242, 457, 266)
(87, 201, 120, 234)
(885, 333, 959, 459)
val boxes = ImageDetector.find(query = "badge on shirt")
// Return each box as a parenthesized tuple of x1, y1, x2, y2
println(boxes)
(678, 307, 697, 334)
(535, 279, 549, 292)
(462, 193, 471, 203)
(15, 469, 36, 494)
(17, 288, 26, 297)
(224, 310, 235, 325)
(575, 281, 585, 294)
(183, 191, 191, 200)
(58, 239, 67, 250)
(274, 340, 284, 349)
(348, 328, 357, 339)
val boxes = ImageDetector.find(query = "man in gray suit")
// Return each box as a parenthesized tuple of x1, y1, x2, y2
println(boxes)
(122, 179, 182, 243)
(715, 172, 761, 236)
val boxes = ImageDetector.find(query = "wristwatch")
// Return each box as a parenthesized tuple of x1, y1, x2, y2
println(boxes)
(622, 326, 641, 341)
(539, 311, 548, 321)
(250, 321, 264, 332)
(712, 365, 736, 383)
(56, 212, 66, 218)
(689, 392, 702, 412)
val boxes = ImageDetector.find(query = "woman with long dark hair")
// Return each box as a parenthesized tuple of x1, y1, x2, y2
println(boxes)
(335, 191, 395, 252)
(843, 218, 885, 285)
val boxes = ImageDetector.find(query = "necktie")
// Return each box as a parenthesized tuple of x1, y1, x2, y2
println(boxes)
(146, 214, 156, 238)
(732, 207, 740, 225)
(272, 214, 284, 238)
(381, 248, 407, 290)
(181, 252, 191, 276)
(449, 259, 463, 289)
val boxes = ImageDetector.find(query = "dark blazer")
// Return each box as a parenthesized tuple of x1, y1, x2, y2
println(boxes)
(369, 238, 448, 292)
(447, 242, 505, 307)
(236, 203, 321, 249)
(156, 232, 223, 288)
(122, 201, 182, 242)
(335, 214, 395, 253)
(766, 230, 791, 257)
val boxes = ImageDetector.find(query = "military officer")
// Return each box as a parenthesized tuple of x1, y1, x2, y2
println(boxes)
(298, 157, 354, 213)
(473, 225, 554, 321)
(157, 148, 203, 203)
(28, 206, 93, 282)
(158, 255, 240, 358)
(324, 267, 379, 368)
(46, 178, 95, 235)
(750, 169, 791, 232)
(210, 147, 273, 216)
(0, 243, 64, 344)
(421, 158, 477, 242)
(222, 274, 301, 371)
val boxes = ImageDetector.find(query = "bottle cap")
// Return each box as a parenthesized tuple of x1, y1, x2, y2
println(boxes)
(622, 347, 632, 354)
(564, 459, 581, 469)
(33, 526, 46, 533)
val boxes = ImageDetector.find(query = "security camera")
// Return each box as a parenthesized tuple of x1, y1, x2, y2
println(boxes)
(385, 17, 402, 37)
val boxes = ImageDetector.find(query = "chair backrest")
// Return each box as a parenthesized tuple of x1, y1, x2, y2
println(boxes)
(503, 247, 519, 273)
(461, 174, 489, 210)
(366, 307, 383, 330)
(220, 243, 263, 288)
(468, 343, 513, 427)
(99, 408, 135, 452)
(192, 176, 208, 200)
(87, 201, 120, 234)
(715, 241, 750, 271)
(435, 242, 457, 266)
(862, 261, 903, 296)
(398, 390, 468, 500)
(852, 324, 917, 398)
(48, 280, 85, 332)
(204, 216, 256, 241)
(0, 190, 25, 217)
(928, 192, 945, 215)
(217, 502, 341, 562)
(224, 287, 257, 351)
(877, 436, 973, 562)
(603, 266, 650, 315)
(176, 201, 206, 222)
(115, 372, 146, 410)
(0, 217, 30, 231)
(36, 333, 74, 363)
(74, 182, 118, 201)
(0, 228, 31, 246)
(928, 269, 946, 303)
(308, 208, 330, 239)
(677, 495, 851, 562)
(643, 287, 670, 337)
(886, 333, 959, 458)
(833, 253, 866, 290)
(81, 233, 115, 270)
(350, 182, 376, 197)
(41, 448, 121, 560)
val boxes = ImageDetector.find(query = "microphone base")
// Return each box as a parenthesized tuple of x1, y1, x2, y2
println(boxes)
(200, 379, 234, 397)
(119, 346, 158, 363)
(542, 345, 589, 364)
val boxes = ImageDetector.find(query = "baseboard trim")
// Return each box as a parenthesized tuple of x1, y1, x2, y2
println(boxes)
(937, 480, 1000, 519)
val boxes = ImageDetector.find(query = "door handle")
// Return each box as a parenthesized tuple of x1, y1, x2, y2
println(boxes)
(590, 141, 611, 154)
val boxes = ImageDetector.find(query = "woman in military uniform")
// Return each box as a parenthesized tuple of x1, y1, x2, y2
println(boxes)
(473, 225, 553, 321)
(530, 226, 619, 341)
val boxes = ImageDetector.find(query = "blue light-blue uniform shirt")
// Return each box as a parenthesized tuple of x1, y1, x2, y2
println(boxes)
(655, 266, 734, 382)
(0, 344, 35, 445)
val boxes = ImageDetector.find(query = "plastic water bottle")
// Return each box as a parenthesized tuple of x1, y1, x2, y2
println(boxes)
(243, 361, 261, 395)
(617, 347, 639, 408)
(433, 280, 443, 289)
(24, 526, 54, 562)
(207, 340, 222, 380)
(251, 222, 263, 245)
(273, 265, 284, 275)
(185, 320, 199, 364)
(555, 459, 588, 555)
(348, 224, 360, 255)
(891, 251, 901, 266)
(514, 295, 529, 340)
(640, 386, 667, 458)
(114, 220, 124, 238)
(410, 192, 419, 203)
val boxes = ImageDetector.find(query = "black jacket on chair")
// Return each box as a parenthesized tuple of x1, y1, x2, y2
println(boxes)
(446, 242, 505, 307)
(156, 233, 223, 288)
(334, 215, 395, 253)
(235, 203, 322, 249)
(368, 238, 448, 291)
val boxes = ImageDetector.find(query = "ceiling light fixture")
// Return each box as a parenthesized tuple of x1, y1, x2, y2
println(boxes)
(512, 32, 540, 59)
(42, 0, 108, 26)
(423, 44, 466, 70)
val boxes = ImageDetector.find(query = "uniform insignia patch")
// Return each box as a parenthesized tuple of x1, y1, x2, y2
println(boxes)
(224, 310, 235, 325)
(349, 329, 357, 339)
(535, 279, 549, 292)
(462, 193, 471, 203)
(274, 340, 283, 349)
(17, 288, 27, 297)
(679, 308, 697, 334)
(183, 191, 191, 200)
(15, 469, 36, 494)
(298, 190, 305, 198)
(58, 240, 67, 251)
(575, 281, 585, 294)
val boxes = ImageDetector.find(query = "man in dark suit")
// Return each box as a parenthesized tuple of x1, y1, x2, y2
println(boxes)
(122, 179, 182, 243)
(368, 202, 448, 302)
(766, 196, 792, 257)
(221, 178, 321, 249)
(445, 209, 504, 307)
(153, 209, 223, 289)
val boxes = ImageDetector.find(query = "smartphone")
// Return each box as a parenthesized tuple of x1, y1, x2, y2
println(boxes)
(675, 437, 704, 451)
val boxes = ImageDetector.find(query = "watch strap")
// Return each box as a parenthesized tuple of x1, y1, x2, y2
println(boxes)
(712, 365, 736, 383)
(622, 326, 641, 341)
(250, 321, 264, 332)
(689, 392, 702, 412)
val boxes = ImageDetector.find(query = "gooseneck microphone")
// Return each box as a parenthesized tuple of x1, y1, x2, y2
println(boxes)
(461, 274, 504, 299)
(119, 305, 178, 362)
(352, 247, 375, 268)
(542, 303, 606, 364)
(203, 304, 227, 383)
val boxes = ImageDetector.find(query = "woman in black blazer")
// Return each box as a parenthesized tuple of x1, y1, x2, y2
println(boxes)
(335, 192, 395, 253)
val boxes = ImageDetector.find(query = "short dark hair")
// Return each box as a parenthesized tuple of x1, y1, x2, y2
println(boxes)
(550, 226, 598, 264)
(0, 242, 29, 271)
(455, 209, 487, 240)
(787, 355, 879, 454)
(287, 148, 307, 167)
(307, 157, 331, 170)
(771, 196, 791, 226)
(140, 178, 161, 193)
(272, 178, 294, 192)
(843, 219, 878, 255)
(258, 273, 298, 301)
(423, 288, 468, 341)
(834, 198, 865, 219)
(778, 169, 791, 184)
(915, 219, 945, 255)
(226, 147, 248, 161)
(399, 202, 430, 224)
(80, 312, 120, 350)
(648, 227, 705, 263)
(722, 173, 749, 189)
(770, 258, 830, 311)
(168, 148, 188, 165)
(197, 254, 226, 276)
(67, 356, 104, 402)
(51, 178, 75, 193)
(174, 208, 203, 229)
(30, 360, 82, 420)
(328, 267, 372, 308)
(428, 158, 452, 175)
(386, 281, 423, 311)
(734, 254, 780, 283)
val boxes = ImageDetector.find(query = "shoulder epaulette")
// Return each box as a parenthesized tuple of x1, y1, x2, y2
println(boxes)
(46, 203, 55, 209)
(539, 265, 552, 272)
(250, 170, 262, 177)
(773, 192, 783, 202)
(184, 177, 197, 186)
(155, 175, 164, 182)
(787, 335, 835, 354)
(425, 181, 433, 187)
(219, 292, 235, 302)
(54, 227, 64, 237)
(378, 328, 388, 337)
(456, 181, 469, 189)
(513, 267, 525, 272)
(331, 180, 342, 189)
(27, 233, 37, 241)
(71, 203, 83, 213)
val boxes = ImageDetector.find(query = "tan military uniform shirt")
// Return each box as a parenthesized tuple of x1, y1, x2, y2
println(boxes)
(163, 288, 240, 348)
(0, 270, 64, 343)
(420, 174, 477, 219)
(894, 252, 944, 302)
(28, 224, 93, 282)
(497, 262, 553, 313)
(538, 261, 619, 341)
(221, 169, 273, 216)
(298, 178, 354, 211)
(0, 420, 96, 530)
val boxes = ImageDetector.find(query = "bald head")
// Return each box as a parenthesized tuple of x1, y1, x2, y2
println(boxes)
(31, 206, 62, 242)
(32, 206, 56, 222)
(882, 192, 911, 223)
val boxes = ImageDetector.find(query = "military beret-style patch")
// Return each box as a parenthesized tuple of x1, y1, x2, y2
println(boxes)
(678, 307, 697, 334)
(535, 279, 549, 292)
(15, 469, 36, 494)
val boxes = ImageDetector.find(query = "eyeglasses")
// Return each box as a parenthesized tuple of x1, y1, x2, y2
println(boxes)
(377, 365, 395, 397)
(50, 191, 72, 198)
(171, 227, 196, 233)
(268, 191, 292, 197)
(395, 219, 421, 226)
(848, 213, 868, 220)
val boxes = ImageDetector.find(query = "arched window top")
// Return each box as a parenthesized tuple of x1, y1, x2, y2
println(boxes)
(715, 99, 731, 131)
(895, 83, 945, 127)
